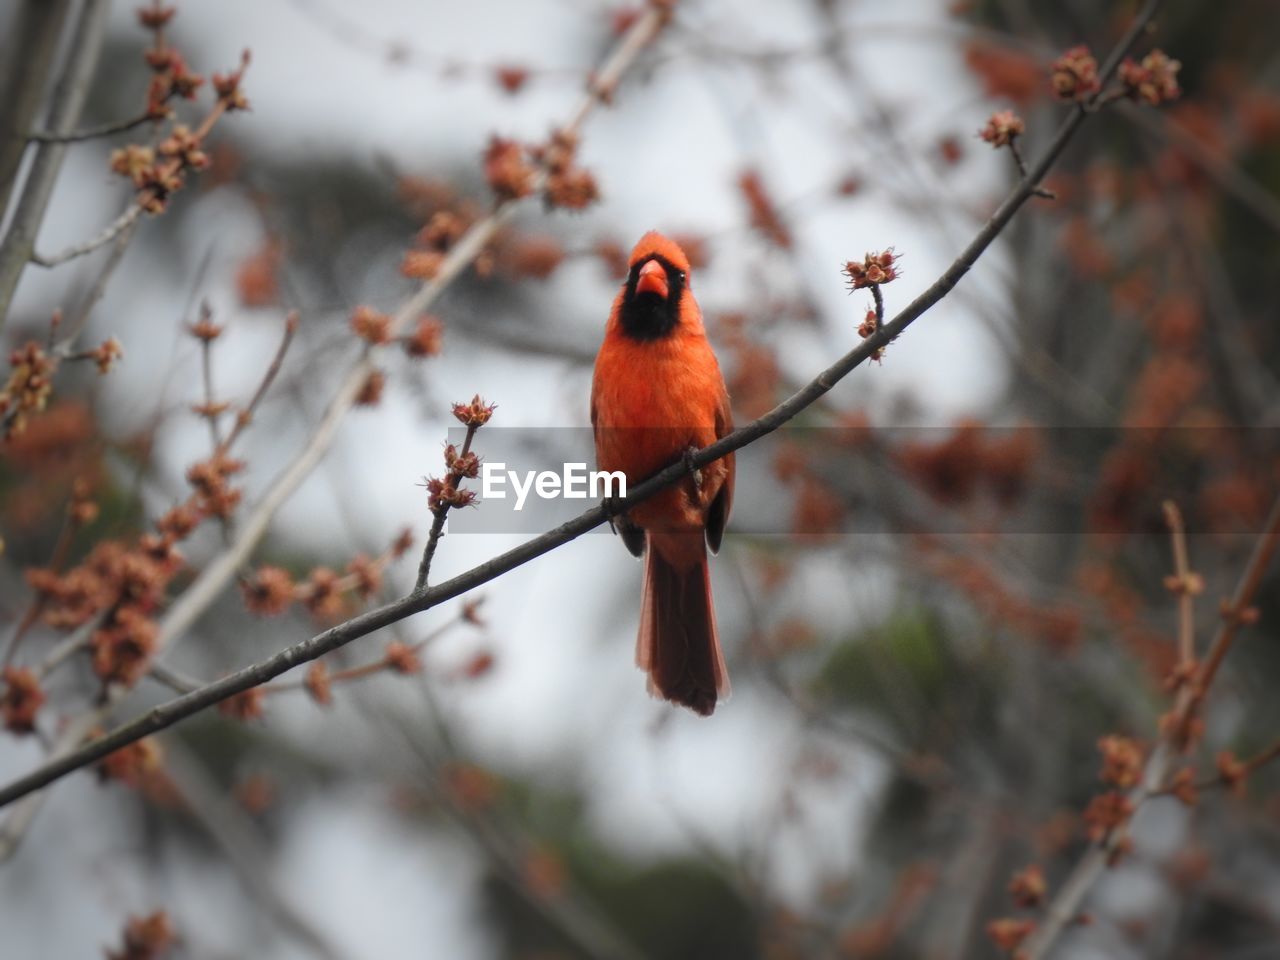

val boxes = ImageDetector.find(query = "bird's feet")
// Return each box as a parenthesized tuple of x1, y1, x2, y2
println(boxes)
(682, 445, 703, 494)
(602, 493, 622, 533)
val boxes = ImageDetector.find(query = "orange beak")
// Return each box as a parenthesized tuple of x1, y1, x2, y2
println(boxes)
(636, 259, 669, 299)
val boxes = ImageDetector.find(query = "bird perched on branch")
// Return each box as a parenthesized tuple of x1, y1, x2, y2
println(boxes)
(591, 231, 735, 715)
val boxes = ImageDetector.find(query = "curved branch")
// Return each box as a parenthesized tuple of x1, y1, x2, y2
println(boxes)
(0, 0, 1162, 809)
(29, 201, 143, 267)
(27, 110, 157, 144)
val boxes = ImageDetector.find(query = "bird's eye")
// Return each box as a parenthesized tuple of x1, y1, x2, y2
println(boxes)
(678, 271, 686, 281)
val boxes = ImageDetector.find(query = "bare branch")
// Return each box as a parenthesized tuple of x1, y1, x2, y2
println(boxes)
(415, 421, 481, 591)
(1162, 500, 1196, 668)
(26, 111, 157, 144)
(28, 202, 145, 269)
(216, 311, 300, 455)
(0, 0, 71, 223)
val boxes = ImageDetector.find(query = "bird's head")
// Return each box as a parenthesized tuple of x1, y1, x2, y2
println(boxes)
(618, 231, 693, 341)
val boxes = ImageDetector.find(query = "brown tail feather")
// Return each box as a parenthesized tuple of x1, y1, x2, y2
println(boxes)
(636, 533, 730, 716)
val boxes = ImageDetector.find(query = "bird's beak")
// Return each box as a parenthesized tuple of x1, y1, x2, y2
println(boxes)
(636, 259, 669, 299)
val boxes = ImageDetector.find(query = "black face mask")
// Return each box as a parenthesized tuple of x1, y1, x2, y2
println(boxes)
(619, 255, 687, 341)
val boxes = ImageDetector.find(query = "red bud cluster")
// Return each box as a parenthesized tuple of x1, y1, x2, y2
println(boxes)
(350, 306, 393, 345)
(219, 687, 266, 721)
(444, 443, 481, 479)
(404, 315, 444, 357)
(738, 169, 792, 249)
(452, 394, 496, 427)
(986, 917, 1036, 954)
(484, 136, 538, 201)
(0, 667, 45, 734)
(385, 641, 423, 674)
(99, 736, 164, 787)
(240, 566, 295, 616)
(979, 109, 1025, 148)
(1050, 45, 1101, 102)
(844, 249, 899, 289)
(1007, 864, 1046, 909)
(540, 129, 600, 210)
(305, 662, 332, 706)
(1082, 790, 1135, 843)
(1119, 50, 1182, 106)
(1097, 735, 1144, 789)
(1, 341, 57, 438)
(106, 909, 176, 960)
(424, 476, 478, 512)
(212, 51, 252, 111)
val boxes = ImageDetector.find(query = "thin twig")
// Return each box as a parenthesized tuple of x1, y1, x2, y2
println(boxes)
(415, 422, 479, 590)
(0, 0, 1157, 810)
(34, 612, 105, 680)
(1152, 738, 1280, 796)
(1162, 500, 1196, 668)
(56, 210, 143, 351)
(1007, 138, 1056, 199)
(1, 510, 75, 669)
(27, 110, 157, 144)
(216, 311, 300, 456)
(1192, 492, 1280, 706)
(162, 742, 350, 960)
(197, 304, 226, 451)
(29, 202, 145, 268)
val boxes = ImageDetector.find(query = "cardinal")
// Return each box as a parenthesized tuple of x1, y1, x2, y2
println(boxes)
(590, 231, 735, 716)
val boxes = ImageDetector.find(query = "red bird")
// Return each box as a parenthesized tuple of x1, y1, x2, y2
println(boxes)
(591, 232, 735, 716)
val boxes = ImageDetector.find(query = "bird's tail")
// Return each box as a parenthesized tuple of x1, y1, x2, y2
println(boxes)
(636, 532, 730, 716)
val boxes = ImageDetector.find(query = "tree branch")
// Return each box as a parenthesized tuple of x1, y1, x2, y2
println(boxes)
(0, 0, 72, 224)
(28, 201, 144, 268)
(0, 0, 111, 333)
(0, 0, 1164, 811)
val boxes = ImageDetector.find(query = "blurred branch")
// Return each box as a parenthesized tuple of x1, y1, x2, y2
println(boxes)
(0, 0, 71, 223)
(1120, 101, 1280, 239)
(163, 741, 350, 960)
(27, 111, 157, 144)
(378, 697, 655, 960)
(0, 0, 1167, 811)
(0, 0, 111, 333)
(1023, 489, 1280, 959)
(0, 706, 105, 861)
(284, 0, 582, 83)
(1163, 501, 1196, 668)
(216, 310, 300, 456)
(28, 202, 144, 268)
